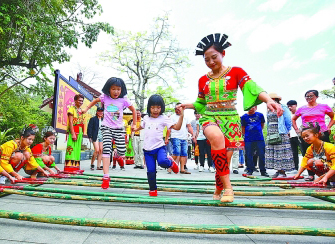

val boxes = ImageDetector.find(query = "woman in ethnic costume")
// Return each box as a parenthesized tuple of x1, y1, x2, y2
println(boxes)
(177, 33, 283, 202)
(31, 126, 61, 175)
(0, 125, 49, 183)
(64, 94, 86, 172)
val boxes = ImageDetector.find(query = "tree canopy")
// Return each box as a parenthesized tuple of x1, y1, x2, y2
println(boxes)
(0, 0, 113, 99)
(99, 13, 191, 111)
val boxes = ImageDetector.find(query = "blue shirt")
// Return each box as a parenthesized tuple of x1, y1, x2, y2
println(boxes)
(241, 112, 265, 142)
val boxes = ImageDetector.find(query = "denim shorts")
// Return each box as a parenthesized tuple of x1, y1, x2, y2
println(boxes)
(171, 138, 188, 157)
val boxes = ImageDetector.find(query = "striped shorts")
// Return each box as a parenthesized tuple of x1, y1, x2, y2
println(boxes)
(101, 125, 126, 158)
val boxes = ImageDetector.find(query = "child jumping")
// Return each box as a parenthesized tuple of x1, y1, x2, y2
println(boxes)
(83, 77, 136, 189)
(134, 95, 183, 197)
(294, 122, 335, 185)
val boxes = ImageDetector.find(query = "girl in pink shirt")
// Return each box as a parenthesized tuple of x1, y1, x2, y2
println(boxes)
(134, 95, 183, 196)
(83, 77, 137, 189)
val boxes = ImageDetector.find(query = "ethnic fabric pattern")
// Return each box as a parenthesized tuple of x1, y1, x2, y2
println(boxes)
(194, 67, 264, 150)
(265, 111, 294, 171)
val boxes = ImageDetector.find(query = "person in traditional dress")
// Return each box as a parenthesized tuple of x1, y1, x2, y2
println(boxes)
(31, 126, 61, 175)
(177, 33, 282, 202)
(64, 94, 86, 172)
(0, 125, 49, 183)
(294, 122, 335, 186)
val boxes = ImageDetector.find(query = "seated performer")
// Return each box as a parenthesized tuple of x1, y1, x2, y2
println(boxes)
(31, 126, 61, 175)
(294, 122, 335, 185)
(0, 125, 49, 183)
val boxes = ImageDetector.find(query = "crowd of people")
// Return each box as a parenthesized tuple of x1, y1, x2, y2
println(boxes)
(0, 33, 334, 203)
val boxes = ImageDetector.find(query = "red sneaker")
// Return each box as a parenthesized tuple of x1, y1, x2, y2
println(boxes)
(149, 190, 157, 197)
(168, 156, 179, 174)
(101, 177, 110, 189)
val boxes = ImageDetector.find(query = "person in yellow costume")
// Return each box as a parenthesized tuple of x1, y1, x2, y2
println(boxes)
(294, 122, 335, 186)
(0, 125, 49, 184)
(64, 94, 86, 172)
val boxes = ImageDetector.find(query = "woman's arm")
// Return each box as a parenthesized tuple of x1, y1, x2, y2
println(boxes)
(258, 92, 283, 117)
(68, 114, 76, 141)
(326, 111, 335, 131)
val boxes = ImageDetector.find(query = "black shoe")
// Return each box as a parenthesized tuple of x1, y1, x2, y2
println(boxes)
(261, 172, 269, 177)
(90, 165, 94, 170)
(246, 171, 253, 176)
(134, 165, 144, 169)
(233, 170, 239, 174)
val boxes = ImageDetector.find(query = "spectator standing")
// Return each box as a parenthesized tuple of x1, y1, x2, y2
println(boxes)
(87, 107, 104, 170)
(265, 93, 294, 178)
(241, 106, 269, 176)
(167, 103, 195, 174)
(196, 116, 214, 173)
(133, 110, 145, 169)
(292, 90, 335, 181)
(287, 100, 302, 174)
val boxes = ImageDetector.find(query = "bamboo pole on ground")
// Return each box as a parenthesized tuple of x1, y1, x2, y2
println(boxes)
(0, 210, 334, 236)
(1, 188, 335, 210)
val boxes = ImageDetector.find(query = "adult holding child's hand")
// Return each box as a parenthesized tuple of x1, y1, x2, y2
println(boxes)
(178, 33, 281, 203)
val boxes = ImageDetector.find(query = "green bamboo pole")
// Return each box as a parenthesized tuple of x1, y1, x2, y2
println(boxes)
(12, 185, 335, 197)
(313, 196, 335, 204)
(0, 210, 334, 236)
(2, 188, 335, 210)
(82, 173, 272, 182)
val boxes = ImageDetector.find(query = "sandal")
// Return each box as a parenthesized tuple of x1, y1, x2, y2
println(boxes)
(90, 165, 94, 170)
(97, 166, 103, 170)
(220, 188, 234, 203)
(213, 193, 221, 200)
(180, 171, 191, 174)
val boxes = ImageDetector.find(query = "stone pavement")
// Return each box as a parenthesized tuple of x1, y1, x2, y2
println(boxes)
(0, 159, 334, 244)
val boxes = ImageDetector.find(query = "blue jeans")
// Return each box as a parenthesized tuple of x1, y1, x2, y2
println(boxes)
(171, 138, 188, 157)
(143, 146, 173, 173)
(245, 141, 266, 173)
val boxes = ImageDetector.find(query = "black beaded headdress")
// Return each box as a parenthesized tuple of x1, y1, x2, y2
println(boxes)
(41, 126, 57, 138)
(195, 33, 231, 56)
(21, 124, 39, 136)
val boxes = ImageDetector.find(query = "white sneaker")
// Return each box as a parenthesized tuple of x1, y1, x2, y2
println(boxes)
(120, 167, 125, 171)
(0, 176, 7, 185)
(157, 166, 164, 170)
(199, 166, 204, 172)
(209, 167, 215, 173)
(194, 165, 199, 170)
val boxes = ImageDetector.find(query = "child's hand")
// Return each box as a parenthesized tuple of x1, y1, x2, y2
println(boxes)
(9, 176, 16, 184)
(316, 177, 328, 186)
(293, 174, 300, 180)
(15, 174, 23, 181)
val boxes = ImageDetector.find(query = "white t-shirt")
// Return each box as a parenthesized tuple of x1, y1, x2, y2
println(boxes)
(290, 114, 302, 137)
(170, 114, 190, 140)
(196, 120, 206, 140)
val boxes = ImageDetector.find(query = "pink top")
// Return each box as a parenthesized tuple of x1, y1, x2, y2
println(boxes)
(99, 94, 132, 129)
(141, 115, 174, 151)
(295, 104, 332, 132)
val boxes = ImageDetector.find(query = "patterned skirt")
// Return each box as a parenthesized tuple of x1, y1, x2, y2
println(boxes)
(265, 134, 294, 171)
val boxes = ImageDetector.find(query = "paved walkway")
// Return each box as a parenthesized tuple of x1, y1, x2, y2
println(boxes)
(0, 159, 334, 243)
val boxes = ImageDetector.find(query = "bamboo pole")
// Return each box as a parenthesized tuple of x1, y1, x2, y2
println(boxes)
(0, 210, 334, 236)
(2, 185, 335, 197)
(1, 188, 335, 210)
